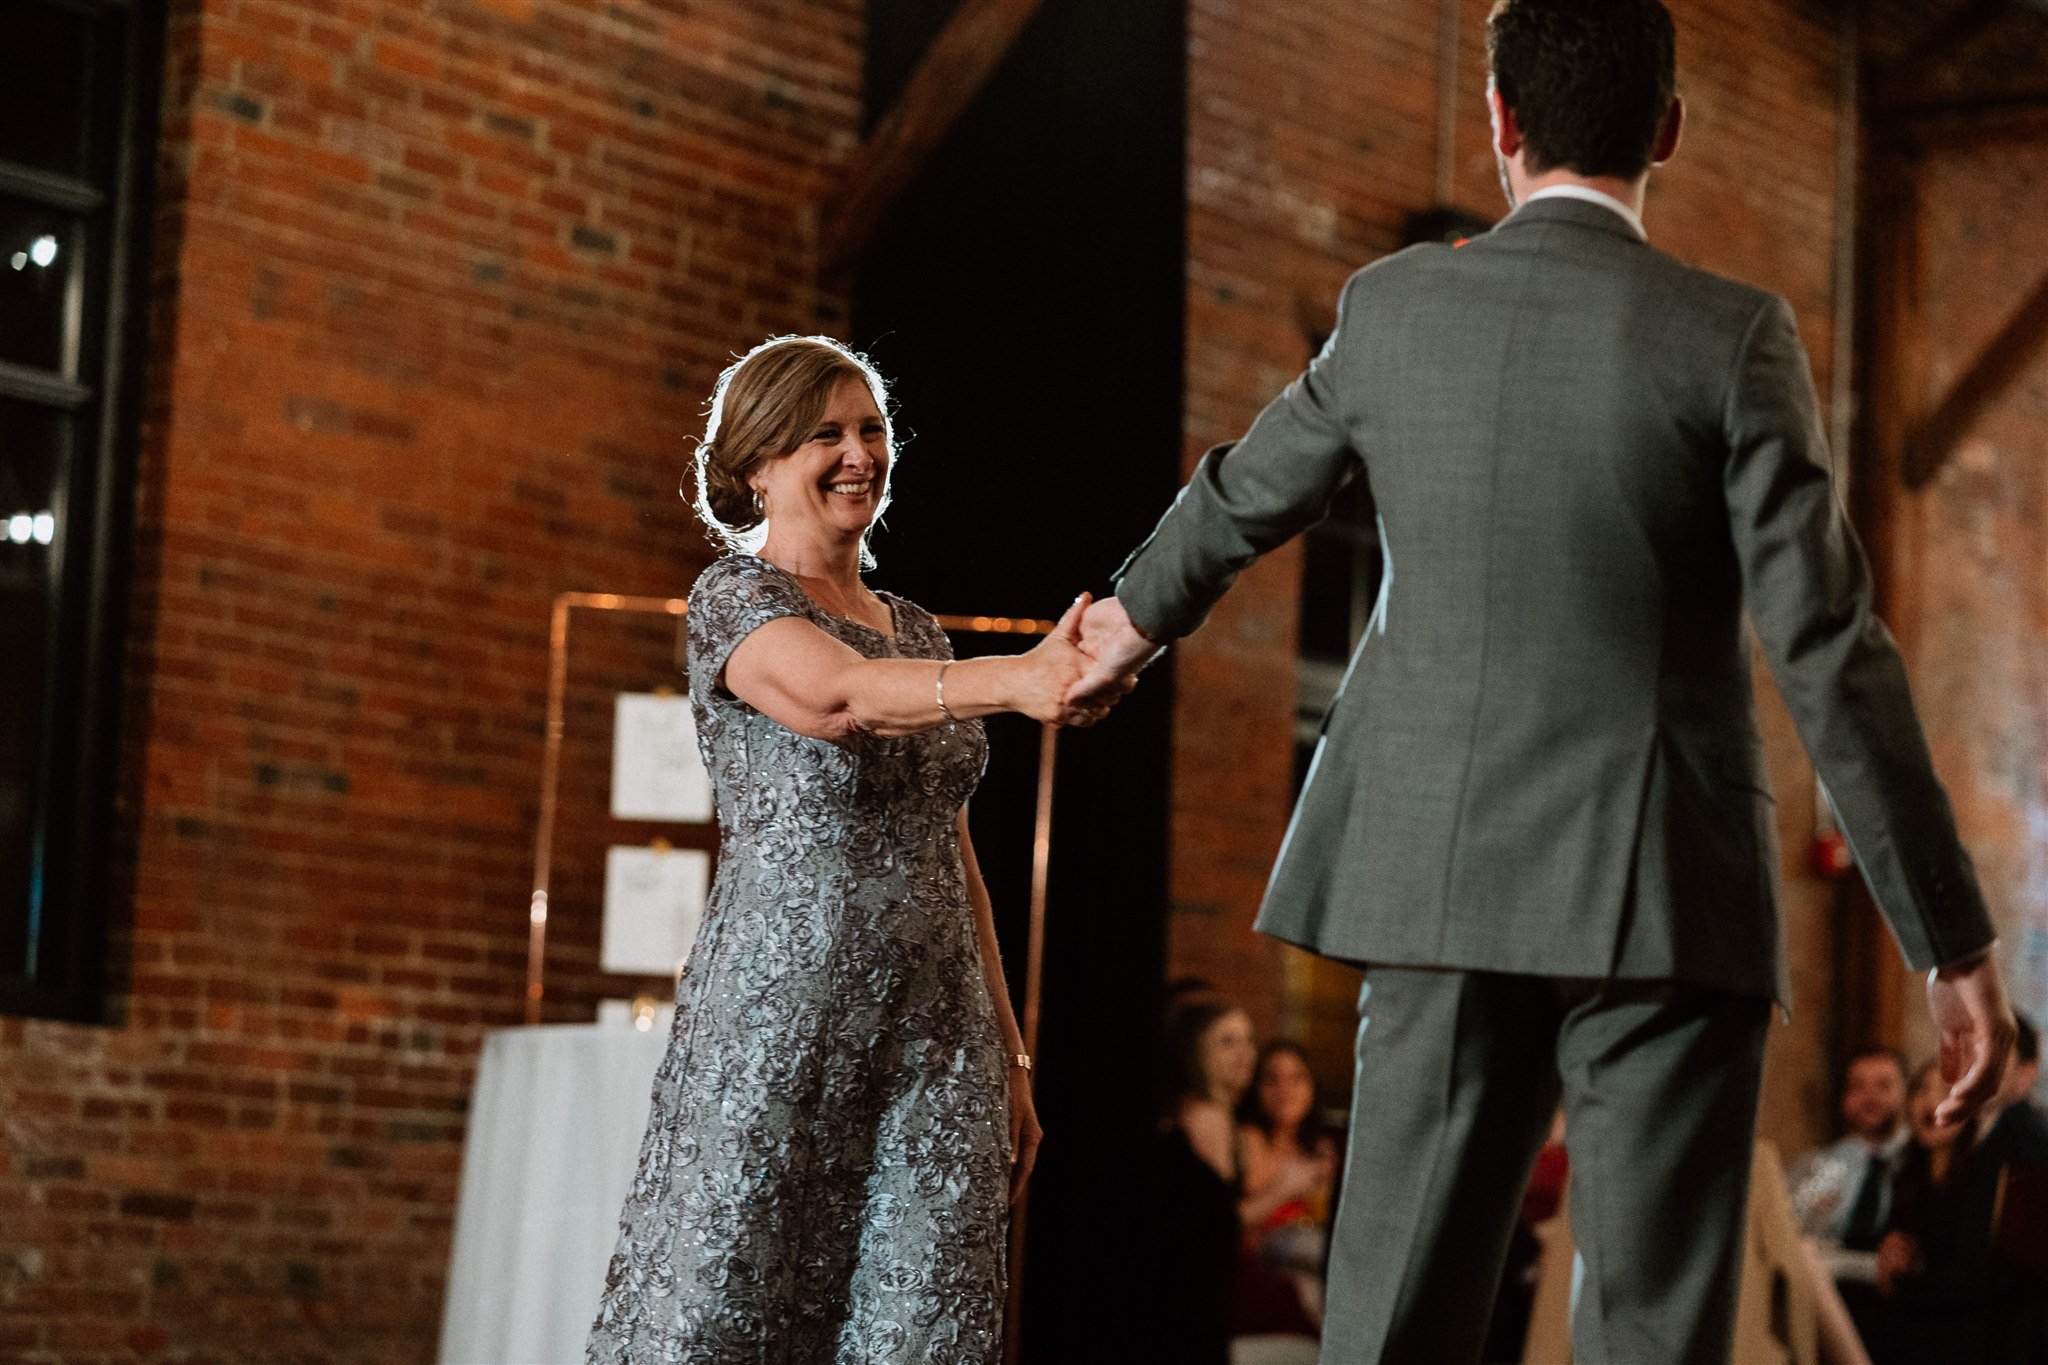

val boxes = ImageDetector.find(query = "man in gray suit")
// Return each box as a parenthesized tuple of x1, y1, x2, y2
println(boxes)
(1070, 1, 2016, 1360)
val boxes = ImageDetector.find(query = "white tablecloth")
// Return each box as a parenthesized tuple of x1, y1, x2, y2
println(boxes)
(439, 1023, 669, 1365)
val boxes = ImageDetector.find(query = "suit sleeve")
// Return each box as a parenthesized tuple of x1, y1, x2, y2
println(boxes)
(1111, 269, 1369, 640)
(1723, 294, 1996, 972)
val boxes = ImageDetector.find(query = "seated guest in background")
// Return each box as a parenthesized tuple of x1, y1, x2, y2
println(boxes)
(1789, 1046, 1912, 1275)
(1977, 1014, 2046, 1164)
(1482, 1110, 1570, 1363)
(1873, 1059, 1987, 1365)
(1877, 1033, 2048, 1365)
(1172, 995, 1259, 1184)
(1790, 1045, 1913, 1351)
(1235, 1041, 1340, 1333)
(1135, 994, 1258, 1365)
(1972, 1015, 2047, 1364)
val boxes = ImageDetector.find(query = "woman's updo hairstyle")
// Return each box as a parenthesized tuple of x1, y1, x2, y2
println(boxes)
(689, 335, 895, 562)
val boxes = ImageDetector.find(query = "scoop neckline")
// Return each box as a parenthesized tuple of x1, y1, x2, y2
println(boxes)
(738, 554, 900, 641)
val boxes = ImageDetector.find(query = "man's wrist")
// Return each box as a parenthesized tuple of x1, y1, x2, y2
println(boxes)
(1932, 945, 1994, 979)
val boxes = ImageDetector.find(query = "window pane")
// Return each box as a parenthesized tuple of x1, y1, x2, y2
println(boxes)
(0, 199, 80, 375)
(0, 399, 67, 978)
(0, 1, 97, 181)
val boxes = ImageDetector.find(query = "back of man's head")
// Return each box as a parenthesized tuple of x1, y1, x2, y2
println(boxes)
(1487, 0, 1678, 180)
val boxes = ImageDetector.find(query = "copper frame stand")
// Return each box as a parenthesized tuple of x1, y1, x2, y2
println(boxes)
(1002, 717, 1058, 1365)
(525, 591, 1060, 1362)
(524, 593, 691, 1027)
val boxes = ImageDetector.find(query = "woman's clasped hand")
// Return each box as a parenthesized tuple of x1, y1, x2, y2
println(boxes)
(1017, 593, 1133, 729)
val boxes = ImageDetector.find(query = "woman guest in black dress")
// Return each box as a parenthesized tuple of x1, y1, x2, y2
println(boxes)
(1133, 994, 1258, 1365)
(589, 336, 1118, 1363)
(1872, 1059, 1988, 1365)
(1237, 1041, 1339, 1332)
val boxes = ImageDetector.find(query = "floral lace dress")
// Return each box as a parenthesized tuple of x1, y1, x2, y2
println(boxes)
(588, 555, 1010, 1364)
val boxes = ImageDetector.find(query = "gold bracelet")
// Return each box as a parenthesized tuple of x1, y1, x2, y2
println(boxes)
(936, 661, 957, 723)
(1007, 1053, 1032, 1073)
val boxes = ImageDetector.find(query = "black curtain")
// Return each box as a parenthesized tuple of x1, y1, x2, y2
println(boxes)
(854, 1, 1186, 1356)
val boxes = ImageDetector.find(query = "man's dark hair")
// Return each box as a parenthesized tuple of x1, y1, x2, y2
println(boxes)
(1161, 993, 1242, 1112)
(2018, 1014, 2039, 1066)
(1841, 1045, 1907, 1090)
(1487, 0, 1678, 179)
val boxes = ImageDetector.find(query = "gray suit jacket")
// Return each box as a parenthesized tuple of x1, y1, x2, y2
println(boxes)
(1117, 196, 1994, 1002)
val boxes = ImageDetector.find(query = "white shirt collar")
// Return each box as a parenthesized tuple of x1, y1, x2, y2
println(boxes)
(1521, 184, 1648, 241)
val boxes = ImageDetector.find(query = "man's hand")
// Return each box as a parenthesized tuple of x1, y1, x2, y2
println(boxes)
(1875, 1229, 1919, 1296)
(1926, 948, 2016, 1128)
(1064, 596, 1164, 708)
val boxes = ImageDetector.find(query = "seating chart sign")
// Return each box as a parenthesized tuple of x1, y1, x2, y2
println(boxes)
(600, 845, 710, 975)
(610, 692, 712, 823)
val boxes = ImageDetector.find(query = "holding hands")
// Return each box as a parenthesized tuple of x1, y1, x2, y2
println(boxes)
(1016, 592, 1154, 727)
(1067, 596, 1167, 710)
(1925, 948, 2015, 1127)
(996, 590, 1164, 730)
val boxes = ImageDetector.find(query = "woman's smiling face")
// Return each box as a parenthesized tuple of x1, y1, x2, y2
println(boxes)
(750, 373, 890, 543)
(1256, 1047, 1316, 1131)
(1202, 1009, 1257, 1101)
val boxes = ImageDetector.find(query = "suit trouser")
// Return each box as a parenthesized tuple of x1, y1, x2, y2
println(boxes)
(1318, 967, 1772, 1365)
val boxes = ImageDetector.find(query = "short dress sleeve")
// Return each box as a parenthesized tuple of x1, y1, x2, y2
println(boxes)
(883, 593, 956, 664)
(686, 556, 816, 701)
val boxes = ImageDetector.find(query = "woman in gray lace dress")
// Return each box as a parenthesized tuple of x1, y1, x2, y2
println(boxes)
(588, 336, 1113, 1363)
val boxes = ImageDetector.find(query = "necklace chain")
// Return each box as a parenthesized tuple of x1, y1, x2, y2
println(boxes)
(770, 559, 883, 629)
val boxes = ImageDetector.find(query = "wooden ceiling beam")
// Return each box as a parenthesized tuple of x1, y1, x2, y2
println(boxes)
(1871, 84, 2048, 123)
(1905, 267, 2048, 486)
(1866, 0, 2017, 107)
(819, 0, 1047, 275)
(1908, 99, 2048, 150)
(1852, 156, 1928, 611)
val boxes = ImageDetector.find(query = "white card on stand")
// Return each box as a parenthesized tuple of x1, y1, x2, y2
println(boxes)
(610, 693, 713, 823)
(600, 845, 710, 975)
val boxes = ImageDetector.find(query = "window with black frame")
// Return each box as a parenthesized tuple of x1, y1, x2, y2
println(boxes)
(1, 0, 162, 1020)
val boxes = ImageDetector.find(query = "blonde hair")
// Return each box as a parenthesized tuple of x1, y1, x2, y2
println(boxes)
(689, 335, 895, 565)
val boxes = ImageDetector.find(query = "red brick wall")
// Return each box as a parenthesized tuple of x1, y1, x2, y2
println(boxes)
(1884, 125, 2048, 1058)
(1174, 0, 1856, 1153)
(1177, 0, 1431, 1048)
(0, 1, 858, 1359)
(8, 4, 2038, 1358)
